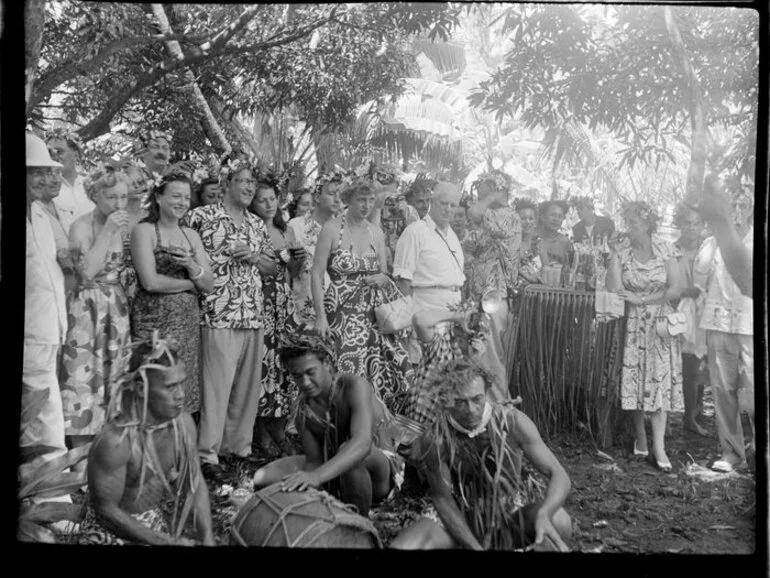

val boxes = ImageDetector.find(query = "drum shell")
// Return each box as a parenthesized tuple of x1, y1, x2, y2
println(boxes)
(230, 482, 382, 548)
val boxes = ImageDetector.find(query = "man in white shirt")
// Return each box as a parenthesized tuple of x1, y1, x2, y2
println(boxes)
(693, 192, 754, 473)
(22, 133, 69, 471)
(394, 181, 466, 315)
(46, 129, 94, 234)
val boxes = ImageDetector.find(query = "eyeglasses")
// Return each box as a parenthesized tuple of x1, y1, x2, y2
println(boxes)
(232, 178, 256, 186)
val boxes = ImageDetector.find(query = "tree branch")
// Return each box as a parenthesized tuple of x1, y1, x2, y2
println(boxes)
(76, 11, 338, 141)
(29, 32, 207, 114)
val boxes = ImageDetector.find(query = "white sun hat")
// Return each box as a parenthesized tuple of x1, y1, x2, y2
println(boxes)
(26, 132, 62, 168)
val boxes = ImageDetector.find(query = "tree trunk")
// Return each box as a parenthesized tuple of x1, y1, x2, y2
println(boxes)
(664, 6, 707, 204)
(148, 4, 231, 155)
(24, 0, 47, 108)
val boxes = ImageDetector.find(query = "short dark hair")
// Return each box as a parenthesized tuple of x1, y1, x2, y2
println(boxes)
(513, 197, 537, 213)
(424, 358, 497, 409)
(278, 330, 337, 369)
(538, 200, 569, 219)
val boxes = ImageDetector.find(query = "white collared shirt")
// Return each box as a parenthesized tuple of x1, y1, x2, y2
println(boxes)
(393, 214, 466, 288)
(693, 228, 753, 336)
(26, 201, 68, 345)
(53, 175, 94, 235)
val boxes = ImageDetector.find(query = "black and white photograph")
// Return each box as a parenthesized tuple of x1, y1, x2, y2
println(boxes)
(8, 0, 765, 563)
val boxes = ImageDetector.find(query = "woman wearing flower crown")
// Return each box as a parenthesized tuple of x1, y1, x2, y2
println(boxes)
(248, 175, 303, 458)
(312, 180, 414, 413)
(606, 201, 684, 473)
(130, 172, 213, 419)
(59, 166, 133, 463)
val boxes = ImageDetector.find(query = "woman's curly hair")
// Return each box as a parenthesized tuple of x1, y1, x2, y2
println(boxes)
(621, 200, 659, 233)
(83, 164, 129, 202)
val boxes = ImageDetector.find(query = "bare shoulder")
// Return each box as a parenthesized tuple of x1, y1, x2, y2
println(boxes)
(90, 423, 132, 468)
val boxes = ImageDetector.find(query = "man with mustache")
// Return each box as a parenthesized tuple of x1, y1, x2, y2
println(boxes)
(140, 129, 173, 176)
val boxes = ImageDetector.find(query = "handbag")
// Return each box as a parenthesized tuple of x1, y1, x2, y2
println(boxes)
(375, 293, 416, 334)
(655, 300, 688, 338)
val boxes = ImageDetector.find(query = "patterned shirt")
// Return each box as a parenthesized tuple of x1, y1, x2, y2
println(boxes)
(693, 229, 753, 336)
(463, 206, 522, 299)
(183, 204, 267, 329)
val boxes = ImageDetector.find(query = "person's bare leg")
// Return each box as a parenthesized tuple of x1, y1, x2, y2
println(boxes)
(650, 410, 669, 466)
(632, 410, 647, 453)
(252, 455, 305, 488)
(363, 447, 393, 503)
(340, 463, 373, 516)
(389, 518, 456, 549)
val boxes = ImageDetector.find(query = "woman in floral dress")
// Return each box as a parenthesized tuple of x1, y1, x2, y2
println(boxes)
(250, 179, 305, 456)
(59, 167, 133, 463)
(130, 173, 213, 417)
(312, 181, 414, 412)
(607, 201, 684, 472)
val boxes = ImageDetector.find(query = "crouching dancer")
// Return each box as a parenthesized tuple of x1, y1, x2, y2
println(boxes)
(252, 330, 403, 516)
(391, 358, 572, 551)
(78, 336, 215, 546)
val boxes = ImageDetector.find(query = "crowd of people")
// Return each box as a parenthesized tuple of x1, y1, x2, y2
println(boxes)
(21, 127, 755, 548)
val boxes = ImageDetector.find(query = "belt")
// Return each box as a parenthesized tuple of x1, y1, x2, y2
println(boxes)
(412, 285, 462, 292)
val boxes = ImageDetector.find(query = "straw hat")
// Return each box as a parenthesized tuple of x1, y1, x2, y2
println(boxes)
(26, 133, 62, 168)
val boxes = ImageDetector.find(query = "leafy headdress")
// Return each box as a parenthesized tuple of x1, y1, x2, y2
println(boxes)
(103, 331, 201, 538)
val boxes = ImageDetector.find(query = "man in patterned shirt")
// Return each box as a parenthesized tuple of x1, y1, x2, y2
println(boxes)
(183, 160, 271, 482)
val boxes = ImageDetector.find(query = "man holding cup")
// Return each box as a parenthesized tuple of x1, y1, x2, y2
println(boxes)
(183, 159, 269, 483)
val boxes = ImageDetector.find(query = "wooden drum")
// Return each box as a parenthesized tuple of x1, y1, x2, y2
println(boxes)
(230, 482, 382, 548)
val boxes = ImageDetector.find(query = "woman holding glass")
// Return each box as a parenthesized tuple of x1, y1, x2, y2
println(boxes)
(606, 201, 683, 472)
(130, 172, 213, 418)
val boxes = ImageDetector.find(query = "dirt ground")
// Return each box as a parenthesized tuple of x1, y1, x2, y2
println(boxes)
(207, 389, 757, 553)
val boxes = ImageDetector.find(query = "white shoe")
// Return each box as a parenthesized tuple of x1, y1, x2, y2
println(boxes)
(633, 440, 649, 457)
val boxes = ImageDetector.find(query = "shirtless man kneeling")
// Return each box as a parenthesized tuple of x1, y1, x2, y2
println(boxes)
(252, 331, 402, 516)
(391, 358, 572, 551)
(79, 338, 214, 546)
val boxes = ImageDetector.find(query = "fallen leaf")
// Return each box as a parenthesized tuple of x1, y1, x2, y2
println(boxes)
(593, 520, 609, 528)
(707, 525, 736, 531)
(667, 547, 685, 554)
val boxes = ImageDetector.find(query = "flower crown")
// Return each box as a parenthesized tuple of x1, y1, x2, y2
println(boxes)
(45, 127, 84, 153)
(620, 200, 658, 226)
(220, 157, 257, 180)
(83, 159, 125, 198)
(471, 170, 513, 195)
(314, 165, 355, 194)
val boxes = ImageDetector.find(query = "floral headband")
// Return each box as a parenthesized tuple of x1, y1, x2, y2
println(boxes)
(83, 160, 125, 198)
(471, 170, 513, 195)
(314, 166, 355, 194)
(621, 200, 658, 226)
(45, 128, 84, 153)
(220, 157, 258, 181)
